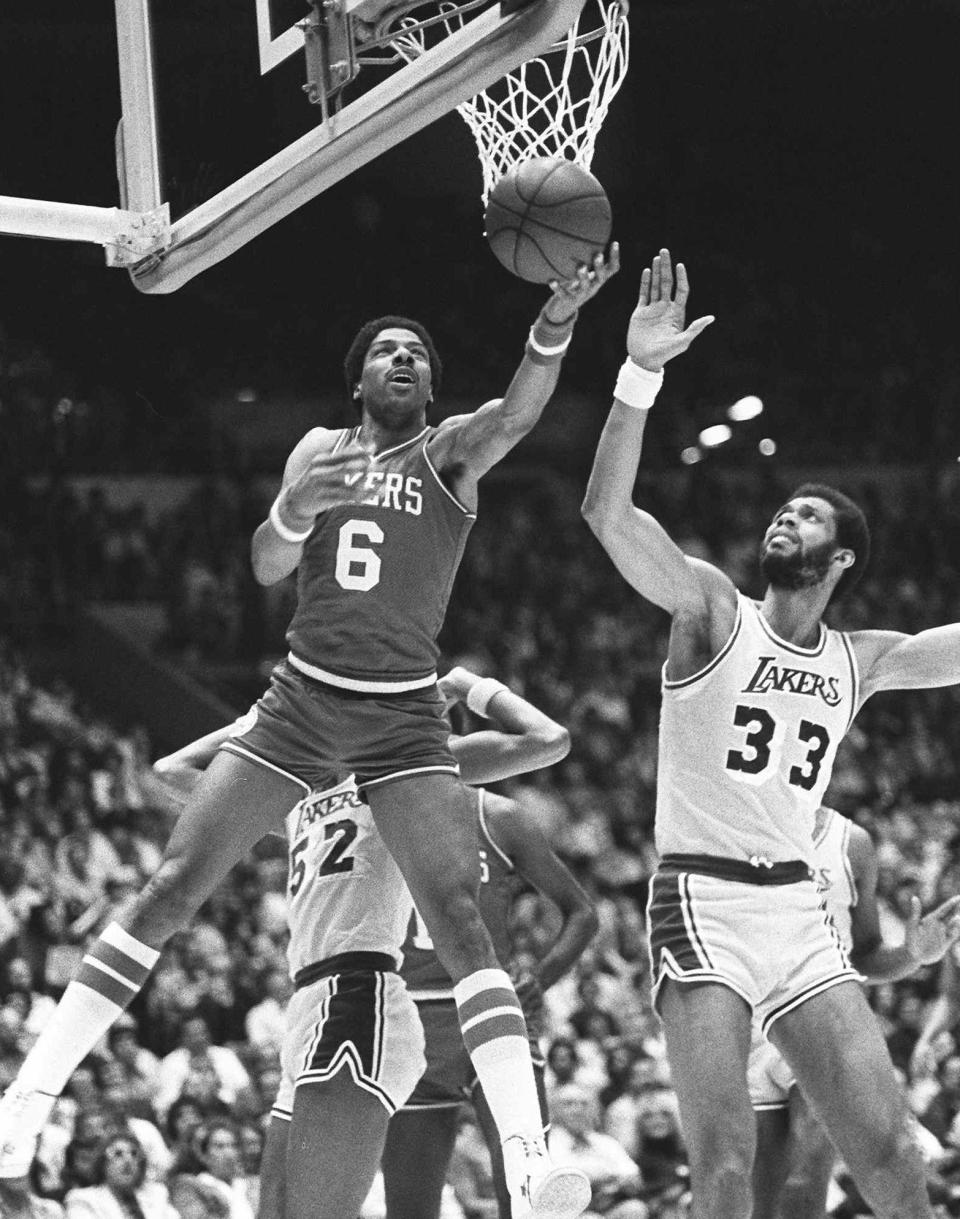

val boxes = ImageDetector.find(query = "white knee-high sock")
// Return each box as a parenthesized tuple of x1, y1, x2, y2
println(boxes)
(16, 923, 159, 1097)
(454, 968, 543, 1145)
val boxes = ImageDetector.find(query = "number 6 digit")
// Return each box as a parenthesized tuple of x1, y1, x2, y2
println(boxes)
(335, 519, 384, 591)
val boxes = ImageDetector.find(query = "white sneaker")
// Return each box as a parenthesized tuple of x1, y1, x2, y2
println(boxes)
(0, 1087, 56, 1179)
(503, 1136, 591, 1219)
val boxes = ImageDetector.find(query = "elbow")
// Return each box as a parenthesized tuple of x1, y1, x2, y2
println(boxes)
(581, 491, 614, 540)
(542, 724, 571, 765)
(527, 725, 571, 770)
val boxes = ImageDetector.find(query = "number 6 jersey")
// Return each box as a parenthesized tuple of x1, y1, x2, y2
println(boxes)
(286, 426, 475, 693)
(656, 593, 859, 866)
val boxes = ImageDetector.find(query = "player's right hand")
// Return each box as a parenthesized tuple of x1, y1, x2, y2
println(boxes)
(284, 441, 373, 519)
(626, 248, 714, 373)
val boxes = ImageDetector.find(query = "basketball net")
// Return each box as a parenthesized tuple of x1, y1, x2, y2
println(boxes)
(392, 0, 630, 204)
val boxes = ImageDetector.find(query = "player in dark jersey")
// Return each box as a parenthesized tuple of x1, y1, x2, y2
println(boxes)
(382, 776, 597, 1219)
(0, 254, 615, 1219)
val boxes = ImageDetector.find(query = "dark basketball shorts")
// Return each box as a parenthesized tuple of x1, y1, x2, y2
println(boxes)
(220, 659, 459, 793)
(402, 997, 545, 1111)
(271, 963, 426, 1118)
(646, 860, 860, 1039)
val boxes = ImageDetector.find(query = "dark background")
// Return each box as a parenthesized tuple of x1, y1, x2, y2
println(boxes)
(0, 0, 958, 469)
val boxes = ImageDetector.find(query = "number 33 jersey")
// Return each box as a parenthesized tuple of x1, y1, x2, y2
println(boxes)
(284, 776, 413, 979)
(656, 592, 859, 866)
(287, 426, 475, 693)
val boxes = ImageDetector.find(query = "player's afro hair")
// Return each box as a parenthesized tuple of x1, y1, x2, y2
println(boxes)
(789, 482, 871, 602)
(343, 315, 442, 411)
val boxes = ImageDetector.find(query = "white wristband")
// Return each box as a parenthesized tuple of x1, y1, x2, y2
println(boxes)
(614, 359, 664, 411)
(269, 497, 314, 544)
(527, 326, 572, 358)
(466, 677, 509, 718)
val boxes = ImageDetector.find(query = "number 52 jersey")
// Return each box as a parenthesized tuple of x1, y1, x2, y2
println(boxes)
(656, 593, 859, 867)
(285, 776, 413, 980)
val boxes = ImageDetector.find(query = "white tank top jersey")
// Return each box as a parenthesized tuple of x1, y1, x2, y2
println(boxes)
(283, 776, 413, 978)
(657, 592, 860, 866)
(811, 807, 857, 949)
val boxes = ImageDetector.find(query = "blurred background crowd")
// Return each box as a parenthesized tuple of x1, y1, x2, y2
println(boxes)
(2, 436, 960, 1216)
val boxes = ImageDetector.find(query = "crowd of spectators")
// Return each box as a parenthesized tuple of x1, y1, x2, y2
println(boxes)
(2, 445, 960, 1214)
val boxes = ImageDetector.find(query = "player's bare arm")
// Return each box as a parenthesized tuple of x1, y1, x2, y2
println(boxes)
(911, 950, 960, 1078)
(426, 247, 620, 508)
(852, 624, 960, 702)
(846, 821, 960, 982)
(441, 666, 571, 785)
(483, 793, 598, 991)
(581, 249, 731, 678)
(251, 426, 373, 585)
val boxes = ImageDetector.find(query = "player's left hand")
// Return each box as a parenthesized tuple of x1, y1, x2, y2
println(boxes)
(438, 665, 477, 710)
(544, 243, 621, 324)
(904, 894, 960, 966)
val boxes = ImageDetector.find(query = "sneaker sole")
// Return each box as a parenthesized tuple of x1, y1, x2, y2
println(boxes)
(530, 1167, 592, 1219)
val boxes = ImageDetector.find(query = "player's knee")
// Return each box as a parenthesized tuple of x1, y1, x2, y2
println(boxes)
(126, 854, 205, 938)
(697, 1143, 754, 1203)
(861, 1116, 923, 1175)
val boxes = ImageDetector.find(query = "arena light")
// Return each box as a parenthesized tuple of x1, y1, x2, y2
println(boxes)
(758, 437, 777, 457)
(727, 395, 764, 422)
(680, 446, 703, 465)
(236, 387, 258, 403)
(699, 424, 732, 448)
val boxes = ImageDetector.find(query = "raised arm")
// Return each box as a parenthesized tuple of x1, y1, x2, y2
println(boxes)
(427, 248, 619, 504)
(847, 821, 960, 983)
(581, 250, 719, 615)
(443, 666, 570, 786)
(250, 427, 371, 586)
(854, 625, 960, 703)
(483, 793, 597, 990)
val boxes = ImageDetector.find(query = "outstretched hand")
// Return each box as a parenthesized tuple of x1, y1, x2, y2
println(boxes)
(543, 243, 621, 324)
(904, 894, 960, 967)
(284, 440, 373, 520)
(627, 247, 714, 372)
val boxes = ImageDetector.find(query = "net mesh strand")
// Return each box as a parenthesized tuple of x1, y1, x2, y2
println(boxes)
(393, 0, 630, 203)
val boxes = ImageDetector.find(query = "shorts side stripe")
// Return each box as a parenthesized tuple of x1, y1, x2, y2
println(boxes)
(680, 873, 714, 969)
(297, 1043, 398, 1114)
(372, 971, 386, 1078)
(648, 873, 711, 973)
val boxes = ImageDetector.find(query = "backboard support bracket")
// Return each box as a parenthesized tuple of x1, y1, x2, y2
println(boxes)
(302, 0, 359, 114)
(0, 196, 170, 265)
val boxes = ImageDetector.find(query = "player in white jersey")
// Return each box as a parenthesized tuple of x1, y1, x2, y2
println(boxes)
(749, 806, 960, 1219)
(0, 669, 573, 1219)
(581, 247, 960, 1219)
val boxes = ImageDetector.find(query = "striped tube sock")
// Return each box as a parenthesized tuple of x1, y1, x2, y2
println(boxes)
(454, 968, 543, 1143)
(17, 923, 159, 1096)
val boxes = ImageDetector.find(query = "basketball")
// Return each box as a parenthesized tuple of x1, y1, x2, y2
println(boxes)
(483, 157, 613, 284)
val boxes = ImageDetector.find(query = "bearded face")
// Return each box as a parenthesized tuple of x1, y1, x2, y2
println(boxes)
(759, 534, 837, 590)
